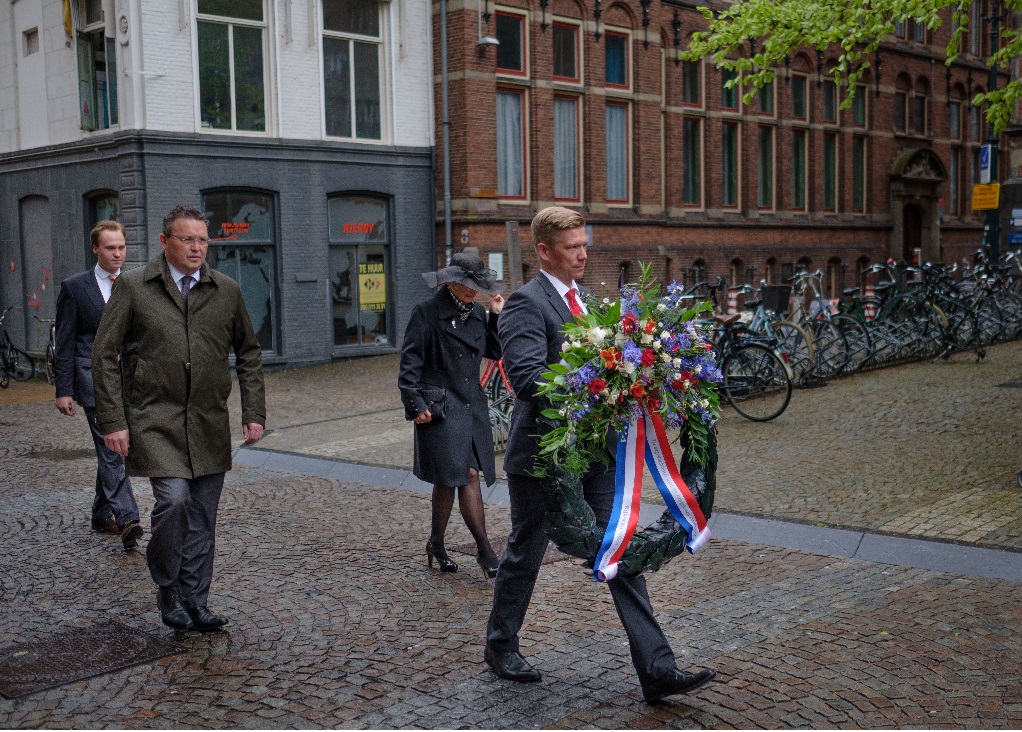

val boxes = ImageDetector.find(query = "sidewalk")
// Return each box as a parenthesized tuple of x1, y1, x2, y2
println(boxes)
(0, 342, 1020, 728)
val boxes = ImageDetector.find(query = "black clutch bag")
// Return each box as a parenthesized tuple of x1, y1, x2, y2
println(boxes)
(421, 386, 447, 419)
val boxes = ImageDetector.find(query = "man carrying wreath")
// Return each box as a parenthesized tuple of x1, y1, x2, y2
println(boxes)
(483, 206, 716, 702)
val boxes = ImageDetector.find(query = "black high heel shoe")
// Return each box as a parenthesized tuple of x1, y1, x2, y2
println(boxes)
(477, 553, 500, 579)
(426, 540, 458, 573)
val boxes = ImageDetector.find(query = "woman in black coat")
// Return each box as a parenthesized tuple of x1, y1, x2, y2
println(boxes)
(398, 253, 505, 578)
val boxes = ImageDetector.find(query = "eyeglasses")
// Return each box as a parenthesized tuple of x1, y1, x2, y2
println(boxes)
(169, 235, 211, 246)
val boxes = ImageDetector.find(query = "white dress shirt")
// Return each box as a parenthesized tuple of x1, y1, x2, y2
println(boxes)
(94, 264, 122, 303)
(166, 262, 200, 295)
(540, 269, 587, 315)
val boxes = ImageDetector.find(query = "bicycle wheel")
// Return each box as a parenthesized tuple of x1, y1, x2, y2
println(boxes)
(722, 343, 792, 422)
(832, 313, 871, 374)
(936, 297, 978, 352)
(0, 351, 8, 388)
(10, 347, 35, 381)
(809, 319, 848, 380)
(45, 343, 55, 385)
(772, 320, 814, 385)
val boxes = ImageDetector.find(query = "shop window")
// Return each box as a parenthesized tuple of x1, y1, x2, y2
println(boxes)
(77, 0, 118, 131)
(496, 12, 526, 74)
(554, 96, 580, 201)
(328, 195, 391, 347)
(203, 190, 278, 352)
(323, 0, 383, 140)
(553, 23, 579, 82)
(197, 0, 267, 132)
(497, 89, 526, 198)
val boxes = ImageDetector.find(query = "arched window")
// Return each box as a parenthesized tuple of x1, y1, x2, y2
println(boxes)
(826, 258, 843, 300)
(328, 194, 391, 348)
(729, 258, 743, 287)
(856, 256, 871, 291)
(203, 190, 279, 353)
(764, 257, 777, 285)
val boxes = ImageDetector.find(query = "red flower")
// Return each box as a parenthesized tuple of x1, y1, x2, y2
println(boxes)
(644, 319, 657, 334)
(600, 348, 618, 369)
(621, 313, 638, 334)
(587, 378, 607, 394)
(646, 397, 662, 411)
(630, 382, 646, 398)
(671, 378, 688, 392)
(641, 348, 656, 367)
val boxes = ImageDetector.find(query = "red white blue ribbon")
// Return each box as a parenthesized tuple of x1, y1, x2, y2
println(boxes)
(593, 411, 711, 582)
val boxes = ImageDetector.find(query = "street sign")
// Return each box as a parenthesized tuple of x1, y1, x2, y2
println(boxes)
(980, 145, 991, 184)
(972, 183, 1000, 210)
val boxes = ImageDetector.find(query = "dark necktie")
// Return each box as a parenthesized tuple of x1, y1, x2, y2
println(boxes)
(180, 275, 193, 303)
(566, 288, 583, 318)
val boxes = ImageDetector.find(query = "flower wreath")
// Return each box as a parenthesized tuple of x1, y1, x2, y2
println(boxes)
(532, 264, 722, 581)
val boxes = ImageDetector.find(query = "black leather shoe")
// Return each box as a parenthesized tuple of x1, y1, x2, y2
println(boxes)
(187, 606, 228, 632)
(156, 586, 193, 630)
(642, 667, 716, 703)
(484, 646, 542, 682)
(426, 540, 458, 573)
(91, 515, 119, 534)
(119, 521, 144, 549)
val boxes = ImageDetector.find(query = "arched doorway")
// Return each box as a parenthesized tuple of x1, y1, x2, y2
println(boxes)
(903, 204, 922, 263)
(888, 148, 946, 263)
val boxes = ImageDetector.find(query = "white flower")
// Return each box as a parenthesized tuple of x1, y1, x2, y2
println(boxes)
(656, 303, 666, 310)
(694, 365, 702, 375)
(559, 408, 567, 417)
(561, 341, 571, 352)
(673, 358, 682, 367)
(659, 331, 671, 340)
(586, 326, 608, 345)
(614, 331, 627, 346)
(603, 298, 611, 304)
(651, 340, 662, 352)
(699, 399, 709, 408)
(640, 332, 654, 344)
(660, 352, 672, 363)
(620, 361, 636, 375)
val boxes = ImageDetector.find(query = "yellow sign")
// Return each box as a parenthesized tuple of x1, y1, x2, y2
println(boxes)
(359, 262, 386, 312)
(972, 183, 1000, 210)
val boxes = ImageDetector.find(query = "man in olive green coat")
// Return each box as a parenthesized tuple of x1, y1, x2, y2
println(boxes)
(93, 205, 266, 632)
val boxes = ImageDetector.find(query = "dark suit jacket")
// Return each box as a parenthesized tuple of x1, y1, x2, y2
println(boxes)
(398, 288, 501, 487)
(55, 268, 108, 408)
(498, 274, 602, 476)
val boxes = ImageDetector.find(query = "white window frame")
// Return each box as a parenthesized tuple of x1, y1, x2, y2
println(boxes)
(495, 8, 529, 79)
(552, 20, 582, 85)
(497, 87, 528, 200)
(194, 0, 273, 135)
(320, 1, 388, 143)
(605, 100, 631, 204)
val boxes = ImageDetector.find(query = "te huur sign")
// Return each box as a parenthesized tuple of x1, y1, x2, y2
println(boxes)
(972, 183, 1000, 210)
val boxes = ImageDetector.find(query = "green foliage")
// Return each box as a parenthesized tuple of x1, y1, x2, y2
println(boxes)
(681, 0, 1021, 135)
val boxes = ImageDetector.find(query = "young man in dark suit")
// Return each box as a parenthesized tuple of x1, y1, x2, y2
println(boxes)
(484, 206, 715, 703)
(54, 220, 142, 550)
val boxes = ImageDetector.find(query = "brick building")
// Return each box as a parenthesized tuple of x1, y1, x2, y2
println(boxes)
(434, 0, 1017, 298)
(0, 0, 436, 366)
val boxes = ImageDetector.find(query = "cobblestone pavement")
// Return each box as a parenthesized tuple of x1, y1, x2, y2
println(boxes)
(0, 342, 1020, 728)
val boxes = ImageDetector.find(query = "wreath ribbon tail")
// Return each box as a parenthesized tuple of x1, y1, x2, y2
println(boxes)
(643, 412, 711, 554)
(593, 416, 645, 582)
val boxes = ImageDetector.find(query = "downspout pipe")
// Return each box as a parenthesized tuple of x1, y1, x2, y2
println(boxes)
(440, 0, 453, 265)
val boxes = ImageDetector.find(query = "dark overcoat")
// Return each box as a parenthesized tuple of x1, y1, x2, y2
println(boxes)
(54, 269, 107, 408)
(92, 255, 266, 479)
(398, 288, 501, 488)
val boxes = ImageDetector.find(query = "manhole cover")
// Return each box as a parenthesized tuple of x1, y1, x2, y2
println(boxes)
(0, 621, 185, 699)
(996, 380, 1022, 388)
(28, 448, 95, 461)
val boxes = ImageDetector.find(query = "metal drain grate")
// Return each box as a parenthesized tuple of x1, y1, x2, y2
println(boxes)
(0, 621, 185, 699)
(996, 380, 1022, 388)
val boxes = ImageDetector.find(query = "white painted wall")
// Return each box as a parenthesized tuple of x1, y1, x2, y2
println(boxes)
(0, 0, 435, 152)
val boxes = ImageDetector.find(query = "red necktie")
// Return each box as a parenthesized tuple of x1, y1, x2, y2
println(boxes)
(566, 288, 583, 318)
(110, 274, 117, 283)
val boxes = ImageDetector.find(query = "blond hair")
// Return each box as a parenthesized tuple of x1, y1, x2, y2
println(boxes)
(531, 206, 585, 250)
(90, 219, 126, 249)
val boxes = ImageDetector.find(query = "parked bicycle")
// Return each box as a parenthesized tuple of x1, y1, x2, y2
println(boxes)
(35, 315, 57, 385)
(480, 358, 515, 450)
(0, 306, 36, 387)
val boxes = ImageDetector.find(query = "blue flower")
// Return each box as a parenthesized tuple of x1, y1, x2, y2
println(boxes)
(621, 341, 643, 366)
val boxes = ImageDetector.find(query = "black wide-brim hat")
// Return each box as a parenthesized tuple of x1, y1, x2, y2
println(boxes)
(422, 252, 504, 296)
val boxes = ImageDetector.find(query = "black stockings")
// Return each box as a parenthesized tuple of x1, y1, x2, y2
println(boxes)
(430, 468, 499, 566)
